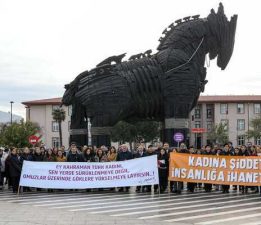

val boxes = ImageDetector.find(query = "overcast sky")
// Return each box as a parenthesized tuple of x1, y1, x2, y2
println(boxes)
(0, 0, 260, 117)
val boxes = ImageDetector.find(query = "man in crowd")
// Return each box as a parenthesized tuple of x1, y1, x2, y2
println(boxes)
(203, 145, 214, 192)
(20, 147, 33, 192)
(134, 145, 145, 192)
(67, 144, 85, 162)
(187, 146, 196, 192)
(163, 142, 171, 154)
(172, 143, 189, 194)
(33, 147, 44, 162)
(144, 145, 157, 192)
(219, 144, 231, 193)
(116, 144, 133, 192)
(228, 141, 235, 154)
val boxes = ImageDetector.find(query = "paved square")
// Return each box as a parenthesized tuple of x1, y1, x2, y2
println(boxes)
(1, 189, 261, 225)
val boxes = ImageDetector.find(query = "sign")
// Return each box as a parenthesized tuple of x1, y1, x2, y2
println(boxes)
(19, 156, 159, 189)
(28, 135, 39, 145)
(173, 132, 184, 142)
(191, 128, 206, 133)
(169, 153, 261, 186)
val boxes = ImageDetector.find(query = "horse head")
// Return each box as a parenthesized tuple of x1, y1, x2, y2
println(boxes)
(61, 70, 89, 106)
(207, 3, 237, 70)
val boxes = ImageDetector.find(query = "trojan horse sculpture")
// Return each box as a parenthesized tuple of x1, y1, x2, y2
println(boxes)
(62, 3, 237, 146)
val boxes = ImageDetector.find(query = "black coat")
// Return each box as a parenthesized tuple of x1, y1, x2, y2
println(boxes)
(20, 153, 33, 164)
(220, 150, 231, 156)
(144, 151, 155, 157)
(134, 152, 145, 158)
(33, 153, 44, 161)
(179, 149, 189, 154)
(67, 153, 85, 162)
(202, 150, 213, 155)
(9, 154, 22, 177)
(84, 153, 95, 162)
(240, 150, 250, 156)
(116, 151, 133, 161)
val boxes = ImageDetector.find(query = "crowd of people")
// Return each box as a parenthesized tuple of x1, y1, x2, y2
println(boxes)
(0, 142, 260, 194)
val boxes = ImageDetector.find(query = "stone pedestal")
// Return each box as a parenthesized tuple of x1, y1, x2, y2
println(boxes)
(91, 127, 112, 147)
(70, 129, 88, 146)
(162, 118, 190, 147)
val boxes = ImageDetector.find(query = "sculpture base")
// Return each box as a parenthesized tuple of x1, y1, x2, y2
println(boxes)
(162, 118, 190, 147)
(91, 127, 112, 147)
(70, 129, 88, 147)
(91, 135, 111, 147)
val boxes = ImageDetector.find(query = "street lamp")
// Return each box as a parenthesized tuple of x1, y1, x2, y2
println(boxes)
(10, 101, 14, 124)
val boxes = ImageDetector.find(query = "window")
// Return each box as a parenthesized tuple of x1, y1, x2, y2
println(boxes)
(68, 105, 72, 116)
(195, 121, 201, 128)
(52, 121, 59, 132)
(237, 119, 245, 130)
(207, 121, 213, 131)
(255, 138, 261, 145)
(194, 107, 201, 119)
(206, 108, 213, 119)
(237, 135, 245, 146)
(237, 103, 244, 114)
(221, 119, 229, 131)
(52, 137, 60, 148)
(220, 104, 228, 114)
(254, 104, 261, 114)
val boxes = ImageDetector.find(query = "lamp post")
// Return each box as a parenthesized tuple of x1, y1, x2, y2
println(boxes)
(10, 101, 14, 124)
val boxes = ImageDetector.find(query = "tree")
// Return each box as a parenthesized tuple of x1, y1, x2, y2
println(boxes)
(110, 121, 137, 146)
(52, 108, 66, 147)
(135, 121, 160, 143)
(111, 120, 160, 149)
(207, 122, 229, 145)
(0, 120, 39, 147)
(246, 115, 261, 141)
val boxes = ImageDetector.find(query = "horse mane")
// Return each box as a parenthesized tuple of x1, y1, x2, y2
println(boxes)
(157, 14, 204, 50)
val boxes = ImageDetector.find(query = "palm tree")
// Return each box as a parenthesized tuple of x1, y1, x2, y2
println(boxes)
(52, 108, 66, 147)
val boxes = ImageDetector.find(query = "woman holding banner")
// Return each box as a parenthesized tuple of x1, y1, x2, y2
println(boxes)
(8, 148, 22, 193)
(56, 149, 67, 162)
(158, 148, 168, 193)
(44, 149, 56, 162)
(107, 146, 117, 162)
(95, 149, 108, 162)
(44, 149, 56, 192)
(83, 147, 95, 162)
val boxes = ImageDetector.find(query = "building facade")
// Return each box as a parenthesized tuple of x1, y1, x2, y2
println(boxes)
(189, 96, 261, 148)
(23, 95, 261, 149)
(22, 98, 71, 149)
